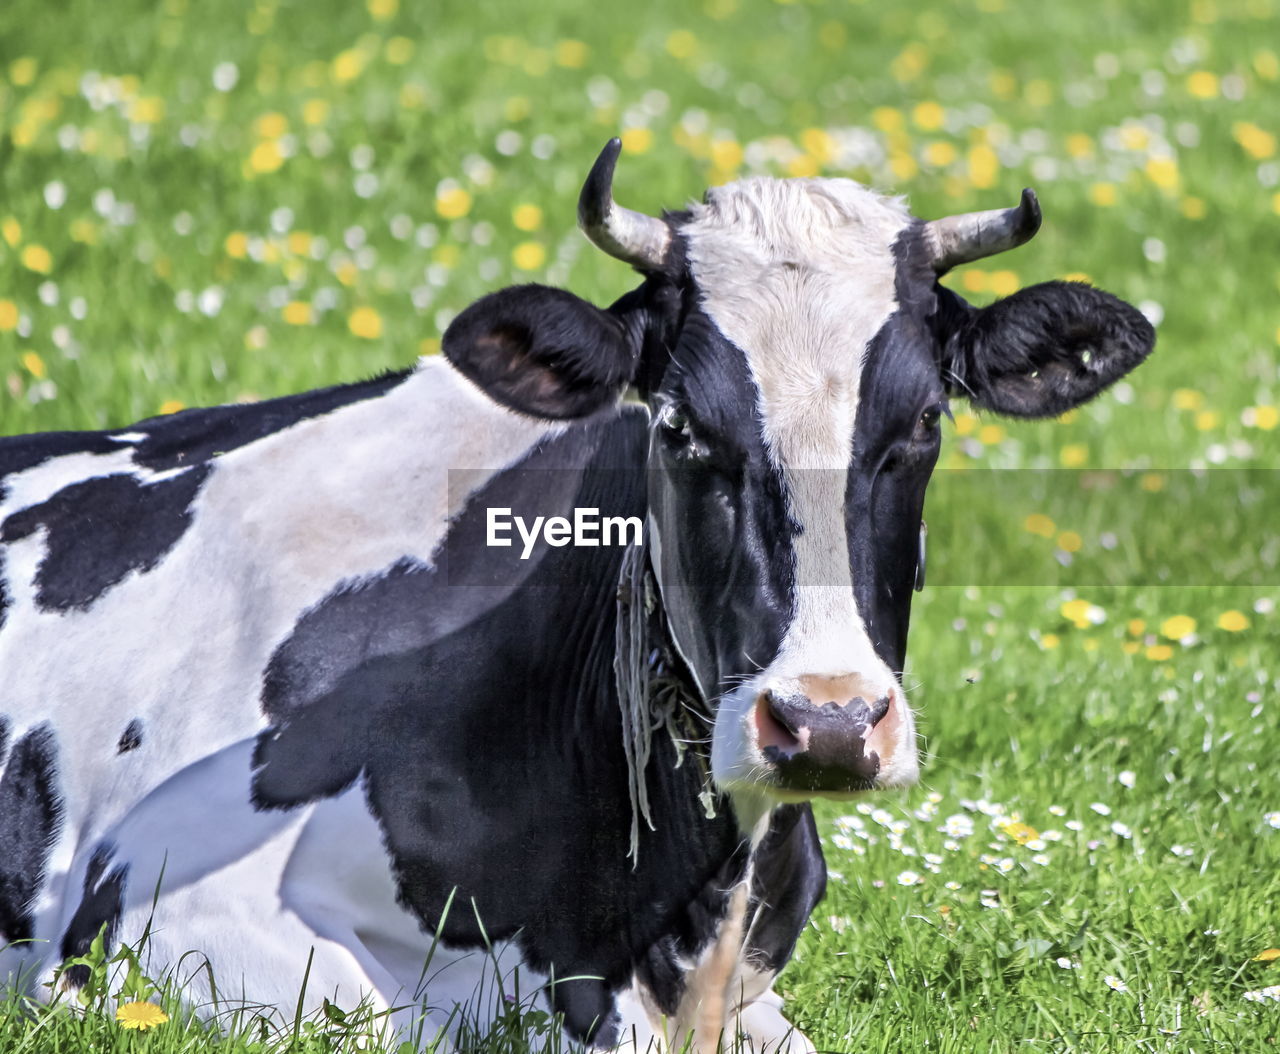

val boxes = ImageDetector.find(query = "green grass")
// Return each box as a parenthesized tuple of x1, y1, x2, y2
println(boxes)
(2, 0, 1279, 1049)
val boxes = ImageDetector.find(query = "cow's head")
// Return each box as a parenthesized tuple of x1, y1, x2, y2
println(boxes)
(445, 139, 1154, 810)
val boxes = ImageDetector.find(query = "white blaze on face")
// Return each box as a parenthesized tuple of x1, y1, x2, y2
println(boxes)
(681, 177, 920, 795)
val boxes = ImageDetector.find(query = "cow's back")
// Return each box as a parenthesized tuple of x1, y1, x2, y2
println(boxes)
(0, 358, 558, 1000)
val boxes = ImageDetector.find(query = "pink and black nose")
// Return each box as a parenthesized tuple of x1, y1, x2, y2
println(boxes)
(754, 675, 901, 792)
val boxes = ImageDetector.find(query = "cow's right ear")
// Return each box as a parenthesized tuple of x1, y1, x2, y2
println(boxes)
(443, 284, 641, 420)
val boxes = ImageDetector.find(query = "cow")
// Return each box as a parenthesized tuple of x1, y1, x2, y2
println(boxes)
(0, 138, 1154, 1052)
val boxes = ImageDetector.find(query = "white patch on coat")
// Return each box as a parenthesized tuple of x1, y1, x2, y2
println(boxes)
(681, 178, 918, 795)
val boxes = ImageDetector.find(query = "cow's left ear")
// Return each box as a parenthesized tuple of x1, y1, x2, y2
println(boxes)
(443, 283, 641, 420)
(939, 281, 1155, 418)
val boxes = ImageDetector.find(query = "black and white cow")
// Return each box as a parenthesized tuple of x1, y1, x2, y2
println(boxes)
(0, 140, 1153, 1051)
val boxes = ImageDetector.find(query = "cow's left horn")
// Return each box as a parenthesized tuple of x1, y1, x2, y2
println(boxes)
(578, 138, 672, 271)
(923, 188, 1042, 274)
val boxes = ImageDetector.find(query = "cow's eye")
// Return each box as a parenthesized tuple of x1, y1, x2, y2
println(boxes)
(658, 403, 692, 441)
(919, 405, 943, 432)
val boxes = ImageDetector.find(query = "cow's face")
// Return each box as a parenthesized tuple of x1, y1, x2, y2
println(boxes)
(445, 140, 1154, 810)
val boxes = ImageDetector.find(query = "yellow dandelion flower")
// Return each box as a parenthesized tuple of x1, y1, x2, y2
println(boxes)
(1089, 182, 1117, 207)
(367, 0, 398, 20)
(977, 423, 1005, 445)
(332, 49, 366, 84)
(1001, 821, 1039, 844)
(1217, 610, 1250, 632)
(989, 70, 1017, 99)
(21, 351, 46, 379)
(1065, 133, 1094, 159)
(512, 241, 546, 271)
(1160, 614, 1196, 640)
(1171, 388, 1203, 411)
(302, 98, 330, 126)
(253, 112, 288, 139)
(959, 270, 988, 294)
(248, 140, 284, 175)
(1194, 410, 1220, 431)
(1040, 634, 1060, 650)
(621, 127, 652, 154)
(348, 306, 383, 340)
(1058, 531, 1083, 553)
(889, 153, 918, 182)
(1252, 405, 1279, 430)
(967, 144, 998, 189)
(989, 270, 1019, 297)
(1233, 121, 1277, 160)
(224, 231, 250, 259)
(1024, 79, 1053, 106)
(70, 218, 99, 245)
(800, 127, 835, 164)
(923, 141, 957, 167)
(912, 101, 945, 131)
(1060, 272, 1091, 284)
(1082, 637, 1100, 652)
(1024, 513, 1056, 538)
(1122, 641, 1140, 655)
(10, 57, 38, 86)
(385, 36, 414, 65)
(282, 301, 313, 326)
(891, 44, 928, 83)
(1186, 71, 1219, 98)
(871, 107, 904, 133)
(0, 299, 18, 331)
(710, 139, 743, 172)
(126, 97, 166, 124)
(1145, 644, 1174, 661)
(786, 154, 820, 178)
(157, 399, 185, 415)
(287, 231, 313, 256)
(1255, 49, 1279, 81)
(665, 30, 697, 59)
(555, 40, 589, 68)
(116, 1001, 169, 1031)
(1060, 443, 1088, 468)
(2, 217, 21, 247)
(952, 411, 977, 436)
(1061, 598, 1094, 628)
(512, 204, 543, 232)
(1253, 948, 1280, 962)
(1145, 157, 1179, 191)
(1127, 619, 1146, 636)
(435, 186, 472, 220)
(21, 244, 53, 274)
(1180, 196, 1206, 220)
(419, 337, 441, 356)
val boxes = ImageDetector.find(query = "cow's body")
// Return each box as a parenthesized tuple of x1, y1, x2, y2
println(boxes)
(1, 146, 1154, 1051)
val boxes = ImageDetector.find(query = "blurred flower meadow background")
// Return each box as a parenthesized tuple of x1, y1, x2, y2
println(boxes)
(1, 0, 1278, 1048)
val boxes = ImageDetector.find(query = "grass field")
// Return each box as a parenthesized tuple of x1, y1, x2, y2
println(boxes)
(2, 0, 1279, 1049)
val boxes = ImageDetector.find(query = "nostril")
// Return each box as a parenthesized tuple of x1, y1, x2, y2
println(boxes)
(756, 691, 805, 754)
(864, 694, 891, 727)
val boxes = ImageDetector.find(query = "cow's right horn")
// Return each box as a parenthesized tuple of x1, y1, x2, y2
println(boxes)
(579, 138, 672, 271)
(923, 188, 1042, 274)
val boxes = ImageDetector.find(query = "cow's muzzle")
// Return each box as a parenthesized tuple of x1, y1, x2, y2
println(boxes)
(755, 675, 902, 793)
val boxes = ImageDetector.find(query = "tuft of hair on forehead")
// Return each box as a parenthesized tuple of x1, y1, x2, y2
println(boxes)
(680, 177, 914, 270)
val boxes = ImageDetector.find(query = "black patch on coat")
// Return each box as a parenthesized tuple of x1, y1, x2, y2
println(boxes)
(0, 548, 7, 632)
(253, 414, 746, 1044)
(0, 725, 64, 945)
(116, 719, 144, 754)
(0, 466, 209, 612)
(58, 844, 128, 988)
